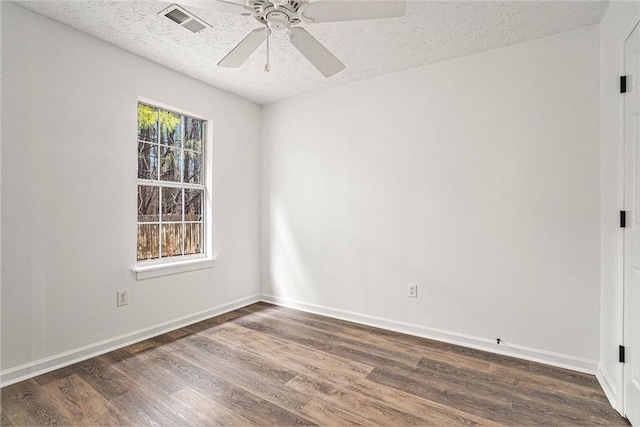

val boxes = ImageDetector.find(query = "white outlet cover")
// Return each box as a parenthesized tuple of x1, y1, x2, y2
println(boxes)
(408, 284, 418, 298)
(117, 290, 129, 307)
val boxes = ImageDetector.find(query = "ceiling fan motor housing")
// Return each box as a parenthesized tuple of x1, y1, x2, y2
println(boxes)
(250, 0, 304, 26)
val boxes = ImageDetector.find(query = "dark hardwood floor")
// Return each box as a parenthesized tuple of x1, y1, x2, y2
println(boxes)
(1, 302, 630, 426)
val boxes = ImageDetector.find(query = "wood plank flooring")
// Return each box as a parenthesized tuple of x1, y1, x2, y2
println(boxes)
(1, 302, 630, 426)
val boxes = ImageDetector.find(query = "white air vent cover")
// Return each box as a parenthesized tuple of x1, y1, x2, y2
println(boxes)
(159, 4, 210, 33)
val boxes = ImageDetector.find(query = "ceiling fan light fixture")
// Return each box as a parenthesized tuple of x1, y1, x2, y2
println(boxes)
(266, 10, 290, 33)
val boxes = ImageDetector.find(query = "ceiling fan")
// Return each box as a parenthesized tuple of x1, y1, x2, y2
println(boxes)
(178, 0, 406, 77)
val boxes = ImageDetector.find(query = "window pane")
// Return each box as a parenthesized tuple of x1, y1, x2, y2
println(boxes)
(162, 187, 183, 222)
(160, 146, 182, 182)
(184, 117, 202, 152)
(183, 150, 203, 184)
(137, 104, 158, 143)
(185, 189, 203, 221)
(160, 110, 182, 147)
(138, 185, 159, 222)
(137, 224, 159, 260)
(137, 103, 207, 263)
(137, 142, 158, 180)
(185, 223, 202, 255)
(162, 223, 183, 257)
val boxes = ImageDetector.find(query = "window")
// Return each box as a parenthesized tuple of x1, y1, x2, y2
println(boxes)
(136, 102, 206, 263)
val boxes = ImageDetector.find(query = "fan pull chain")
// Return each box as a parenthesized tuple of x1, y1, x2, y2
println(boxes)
(264, 29, 271, 72)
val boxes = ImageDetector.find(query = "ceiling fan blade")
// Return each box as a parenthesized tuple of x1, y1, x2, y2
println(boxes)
(288, 27, 345, 77)
(303, 0, 406, 23)
(178, 0, 249, 15)
(218, 28, 268, 68)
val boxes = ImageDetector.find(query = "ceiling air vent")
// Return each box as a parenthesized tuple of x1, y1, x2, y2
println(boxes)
(159, 4, 210, 33)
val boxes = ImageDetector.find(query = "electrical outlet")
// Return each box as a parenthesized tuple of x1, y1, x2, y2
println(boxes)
(408, 284, 418, 298)
(117, 290, 129, 307)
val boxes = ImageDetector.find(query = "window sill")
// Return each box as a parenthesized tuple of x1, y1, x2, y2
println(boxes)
(132, 257, 216, 280)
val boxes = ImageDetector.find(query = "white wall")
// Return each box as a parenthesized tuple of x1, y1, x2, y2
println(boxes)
(598, 0, 640, 413)
(262, 26, 601, 370)
(1, 3, 261, 383)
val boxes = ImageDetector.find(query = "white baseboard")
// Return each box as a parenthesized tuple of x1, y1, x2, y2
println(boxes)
(0, 294, 261, 387)
(0, 293, 601, 388)
(597, 364, 622, 415)
(261, 294, 599, 375)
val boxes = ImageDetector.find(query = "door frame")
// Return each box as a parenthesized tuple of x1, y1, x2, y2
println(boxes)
(621, 13, 640, 419)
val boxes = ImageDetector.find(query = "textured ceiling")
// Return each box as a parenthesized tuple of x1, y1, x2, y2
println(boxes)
(14, 0, 609, 104)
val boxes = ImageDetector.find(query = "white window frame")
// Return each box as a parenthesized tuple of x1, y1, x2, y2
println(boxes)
(132, 98, 215, 280)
